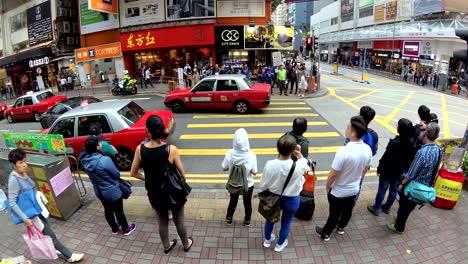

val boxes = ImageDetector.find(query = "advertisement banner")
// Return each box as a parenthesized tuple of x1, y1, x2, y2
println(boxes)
(375, 4, 385, 22)
(88, 0, 118, 14)
(386, 1, 398, 20)
(2, 132, 66, 154)
(341, 0, 354, 17)
(215, 26, 244, 50)
(403, 41, 420, 57)
(120, 0, 165, 27)
(217, 0, 265, 17)
(75, 42, 122, 63)
(27, 0, 53, 47)
(166, 0, 215, 21)
(413, 0, 442, 16)
(398, 0, 412, 19)
(120, 24, 214, 51)
(9, 11, 29, 51)
(359, 0, 374, 8)
(80, 0, 119, 35)
(244, 25, 294, 50)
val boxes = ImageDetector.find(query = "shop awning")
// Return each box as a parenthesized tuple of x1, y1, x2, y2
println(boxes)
(50, 54, 75, 62)
(0, 46, 53, 68)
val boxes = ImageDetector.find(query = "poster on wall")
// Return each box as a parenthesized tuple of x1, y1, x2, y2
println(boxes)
(166, 0, 215, 21)
(398, 0, 412, 19)
(9, 11, 29, 51)
(27, 0, 53, 47)
(374, 4, 385, 22)
(386, 1, 397, 20)
(244, 25, 294, 50)
(359, 0, 373, 8)
(80, 0, 119, 34)
(88, 0, 118, 14)
(217, 0, 265, 17)
(341, 0, 354, 17)
(413, 0, 442, 16)
(120, 0, 165, 27)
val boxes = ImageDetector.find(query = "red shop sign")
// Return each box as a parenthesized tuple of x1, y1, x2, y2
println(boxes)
(403, 41, 420, 57)
(120, 24, 215, 52)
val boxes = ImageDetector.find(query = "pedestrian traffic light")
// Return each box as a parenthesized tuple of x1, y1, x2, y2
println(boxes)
(306, 37, 312, 51)
(314, 36, 319, 51)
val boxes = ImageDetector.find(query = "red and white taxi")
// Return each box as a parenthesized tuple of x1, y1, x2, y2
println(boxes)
(164, 75, 271, 114)
(5, 90, 66, 123)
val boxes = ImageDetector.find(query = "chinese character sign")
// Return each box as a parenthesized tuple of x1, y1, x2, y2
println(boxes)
(2, 132, 66, 154)
(126, 32, 156, 49)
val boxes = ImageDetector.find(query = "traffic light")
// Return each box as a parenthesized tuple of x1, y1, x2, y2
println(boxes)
(305, 37, 312, 51)
(314, 36, 319, 51)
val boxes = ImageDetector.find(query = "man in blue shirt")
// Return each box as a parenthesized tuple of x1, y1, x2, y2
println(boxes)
(388, 122, 441, 233)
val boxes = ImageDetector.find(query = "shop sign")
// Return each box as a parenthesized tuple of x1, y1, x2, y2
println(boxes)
(419, 54, 434, 60)
(2, 132, 66, 154)
(120, 0, 164, 27)
(376, 52, 390, 58)
(217, 0, 265, 17)
(88, 0, 118, 14)
(27, 0, 53, 47)
(244, 25, 294, 50)
(375, 4, 385, 23)
(166, 0, 215, 21)
(215, 26, 244, 50)
(79, 0, 119, 35)
(75, 42, 122, 63)
(120, 24, 215, 52)
(29, 57, 50, 68)
(403, 41, 420, 57)
(393, 53, 400, 59)
(421, 41, 433, 55)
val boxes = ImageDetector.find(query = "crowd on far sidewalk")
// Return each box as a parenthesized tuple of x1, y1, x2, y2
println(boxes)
(402, 66, 466, 96)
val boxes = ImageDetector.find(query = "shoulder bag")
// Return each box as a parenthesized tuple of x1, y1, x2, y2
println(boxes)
(258, 161, 296, 223)
(7, 176, 43, 225)
(160, 145, 192, 209)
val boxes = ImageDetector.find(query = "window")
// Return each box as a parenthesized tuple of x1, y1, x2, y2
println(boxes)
(36, 91, 55, 102)
(50, 118, 75, 138)
(243, 78, 255, 88)
(14, 99, 23, 107)
(77, 115, 112, 137)
(118, 102, 146, 126)
(23, 97, 33, 106)
(216, 80, 239, 91)
(331, 17, 339, 25)
(191, 80, 215, 92)
(50, 104, 68, 115)
(359, 7, 373, 18)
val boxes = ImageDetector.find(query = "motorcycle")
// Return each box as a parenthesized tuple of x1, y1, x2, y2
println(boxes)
(112, 78, 137, 96)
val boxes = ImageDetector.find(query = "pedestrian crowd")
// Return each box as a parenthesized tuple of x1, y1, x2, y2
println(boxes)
(3, 102, 443, 261)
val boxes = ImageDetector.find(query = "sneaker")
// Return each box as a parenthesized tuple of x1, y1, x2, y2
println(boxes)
(274, 239, 288, 252)
(367, 205, 379, 216)
(67, 253, 84, 263)
(337, 228, 345, 235)
(168, 211, 173, 220)
(123, 224, 137, 236)
(387, 224, 403, 234)
(381, 206, 390, 214)
(315, 226, 330, 242)
(263, 234, 276, 248)
(111, 225, 122, 235)
(244, 220, 250, 227)
(226, 217, 233, 225)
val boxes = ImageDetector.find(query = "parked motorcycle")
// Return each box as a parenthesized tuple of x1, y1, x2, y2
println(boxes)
(112, 78, 137, 96)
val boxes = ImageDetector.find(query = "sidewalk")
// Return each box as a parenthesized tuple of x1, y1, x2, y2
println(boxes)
(1, 182, 467, 263)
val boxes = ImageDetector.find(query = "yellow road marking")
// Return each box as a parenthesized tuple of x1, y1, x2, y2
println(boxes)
(322, 75, 341, 81)
(383, 91, 415, 123)
(193, 113, 319, 119)
(179, 132, 340, 140)
(440, 94, 450, 139)
(266, 107, 312, 110)
(449, 120, 467, 127)
(270, 102, 306, 105)
(187, 122, 328, 128)
(178, 146, 342, 155)
(348, 90, 378, 102)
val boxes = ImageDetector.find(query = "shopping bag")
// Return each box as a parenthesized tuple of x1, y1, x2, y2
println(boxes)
(22, 224, 58, 260)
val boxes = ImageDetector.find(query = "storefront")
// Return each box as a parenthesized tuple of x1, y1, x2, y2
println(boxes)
(0, 46, 59, 95)
(215, 25, 249, 72)
(75, 42, 124, 86)
(120, 24, 215, 80)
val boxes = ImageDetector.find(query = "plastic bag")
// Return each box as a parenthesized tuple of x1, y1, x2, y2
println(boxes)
(0, 190, 7, 211)
(22, 225, 58, 260)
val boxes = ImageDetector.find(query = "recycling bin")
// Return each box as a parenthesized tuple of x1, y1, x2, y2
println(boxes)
(0, 152, 81, 221)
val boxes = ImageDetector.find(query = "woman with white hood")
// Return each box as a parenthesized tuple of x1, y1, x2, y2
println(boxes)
(222, 128, 258, 226)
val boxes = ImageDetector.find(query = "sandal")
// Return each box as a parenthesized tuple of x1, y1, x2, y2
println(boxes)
(184, 237, 194, 252)
(164, 239, 177, 254)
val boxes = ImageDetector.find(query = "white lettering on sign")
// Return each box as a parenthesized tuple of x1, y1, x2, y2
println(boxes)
(29, 57, 50, 68)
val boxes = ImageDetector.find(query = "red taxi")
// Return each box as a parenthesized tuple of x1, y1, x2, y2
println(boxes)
(164, 75, 271, 114)
(0, 103, 8, 119)
(5, 90, 66, 123)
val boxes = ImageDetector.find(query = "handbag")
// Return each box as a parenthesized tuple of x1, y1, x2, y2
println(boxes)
(404, 180, 436, 205)
(23, 224, 58, 260)
(119, 180, 132, 199)
(7, 177, 42, 225)
(160, 145, 192, 209)
(258, 161, 296, 223)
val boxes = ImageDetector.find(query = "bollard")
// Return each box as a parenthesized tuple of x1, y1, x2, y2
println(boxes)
(311, 76, 316, 93)
(451, 84, 458, 94)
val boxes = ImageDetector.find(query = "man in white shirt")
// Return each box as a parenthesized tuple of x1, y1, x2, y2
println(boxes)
(316, 116, 372, 242)
(144, 68, 154, 88)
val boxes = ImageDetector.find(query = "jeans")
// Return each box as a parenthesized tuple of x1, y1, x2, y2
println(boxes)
(322, 192, 356, 236)
(155, 206, 189, 249)
(394, 192, 417, 232)
(101, 198, 129, 232)
(264, 195, 300, 245)
(372, 176, 400, 211)
(39, 215, 72, 259)
(226, 186, 254, 221)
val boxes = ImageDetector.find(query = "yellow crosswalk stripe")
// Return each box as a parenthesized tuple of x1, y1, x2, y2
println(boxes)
(187, 122, 328, 128)
(193, 113, 319, 119)
(177, 146, 342, 155)
(270, 102, 306, 105)
(266, 107, 312, 111)
(180, 132, 340, 140)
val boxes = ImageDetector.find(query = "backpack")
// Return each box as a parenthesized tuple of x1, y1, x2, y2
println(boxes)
(226, 164, 248, 195)
(362, 131, 376, 156)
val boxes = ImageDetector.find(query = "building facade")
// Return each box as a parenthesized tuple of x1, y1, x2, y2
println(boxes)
(311, 0, 468, 76)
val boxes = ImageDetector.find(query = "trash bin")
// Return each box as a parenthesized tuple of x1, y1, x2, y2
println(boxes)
(0, 152, 81, 221)
(432, 167, 464, 209)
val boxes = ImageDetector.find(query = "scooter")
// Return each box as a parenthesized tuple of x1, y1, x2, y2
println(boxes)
(112, 78, 137, 96)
